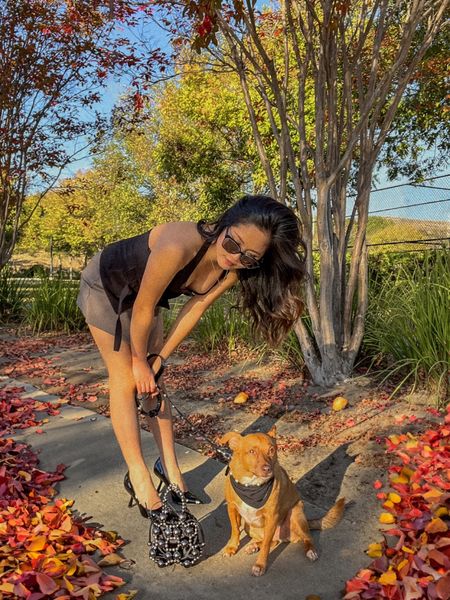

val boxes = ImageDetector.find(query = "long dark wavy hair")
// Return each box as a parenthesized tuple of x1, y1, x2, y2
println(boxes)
(197, 195, 307, 346)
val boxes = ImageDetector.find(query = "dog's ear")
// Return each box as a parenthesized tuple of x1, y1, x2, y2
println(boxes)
(219, 431, 242, 450)
(267, 426, 277, 439)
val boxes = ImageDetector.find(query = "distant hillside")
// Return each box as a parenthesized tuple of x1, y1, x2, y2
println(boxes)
(311, 215, 449, 251)
(365, 215, 449, 247)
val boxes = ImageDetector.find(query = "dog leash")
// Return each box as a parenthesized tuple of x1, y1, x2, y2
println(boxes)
(167, 393, 233, 463)
(135, 354, 232, 463)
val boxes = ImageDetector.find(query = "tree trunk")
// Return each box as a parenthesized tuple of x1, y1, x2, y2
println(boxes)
(208, 0, 448, 386)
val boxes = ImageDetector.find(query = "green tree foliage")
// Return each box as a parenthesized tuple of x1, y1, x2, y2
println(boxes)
(115, 59, 255, 221)
(20, 58, 257, 257)
(0, 0, 160, 269)
(19, 145, 153, 260)
(378, 27, 450, 181)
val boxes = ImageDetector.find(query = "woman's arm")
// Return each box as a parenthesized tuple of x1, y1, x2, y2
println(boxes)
(159, 271, 238, 364)
(130, 239, 190, 394)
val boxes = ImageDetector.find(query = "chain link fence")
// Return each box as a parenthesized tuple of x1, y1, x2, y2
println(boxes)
(359, 173, 449, 252)
(312, 174, 449, 253)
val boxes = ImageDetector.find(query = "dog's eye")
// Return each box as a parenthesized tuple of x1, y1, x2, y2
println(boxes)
(248, 448, 255, 454)
(268, 447, 275, 456)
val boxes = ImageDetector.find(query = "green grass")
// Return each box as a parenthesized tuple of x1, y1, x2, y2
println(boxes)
(0, 268, 27, 322)
(192, 292, 254, 353)
(363, 251, 449, 403)
(26, 277, 85, 333)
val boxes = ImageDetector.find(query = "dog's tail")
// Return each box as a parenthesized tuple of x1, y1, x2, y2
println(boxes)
(308, 497, 345, 530)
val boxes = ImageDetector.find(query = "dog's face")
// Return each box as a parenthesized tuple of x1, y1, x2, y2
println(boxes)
(220, 427, 278, 480)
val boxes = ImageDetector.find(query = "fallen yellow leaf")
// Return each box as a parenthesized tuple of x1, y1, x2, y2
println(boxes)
(26, 535, 47, 552)
(18, 470, 32, 481)
(379, 570, 397, 585)
(332, 396, 348, 411)
(366, 543, 383, 558)
(388, 434, 401, 445)
(379, 512, 395, 524)
(425, 518, 448, 533)
(116, 592, 138, 600)
(423, 488, 442, 500)
(63, 577, 74, 592)
(401, 545, 415, 554)
(388, 492, 401, 504)
(406, 439, 418, 449)
(435, 506, 448, 518)
(390, 474, 408, 484)
(397, 558, 409, 572)
(233, 392, 249, 404)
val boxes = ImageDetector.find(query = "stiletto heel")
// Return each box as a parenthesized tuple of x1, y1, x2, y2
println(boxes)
(153, 458, 204, 505)
(124, 472, 162, 518)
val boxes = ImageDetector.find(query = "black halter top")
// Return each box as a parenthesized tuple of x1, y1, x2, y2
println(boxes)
(99, 230, 227, 350)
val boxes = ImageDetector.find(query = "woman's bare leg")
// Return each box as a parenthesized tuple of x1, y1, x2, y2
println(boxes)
(88, 324, 161, 510)
(145, 313, 188, 491)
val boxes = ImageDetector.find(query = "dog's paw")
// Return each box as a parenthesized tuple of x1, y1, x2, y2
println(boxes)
(306, 548, 319, 561)
(251, 563, 266, 577)
(244, 542, 260, 555)
(223, 545, 239, 557)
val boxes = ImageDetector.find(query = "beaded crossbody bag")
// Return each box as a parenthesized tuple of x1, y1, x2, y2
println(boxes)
(148, 483, 205, 568)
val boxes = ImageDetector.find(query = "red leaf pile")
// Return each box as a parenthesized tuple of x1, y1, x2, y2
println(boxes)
(0, 333, 90, 366)
(344, 404, 450, 599)
(0, 385, 126, 599)
(0, 385, 61, 436)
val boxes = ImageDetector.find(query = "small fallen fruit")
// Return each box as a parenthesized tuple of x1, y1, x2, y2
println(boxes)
(305, 596, 321, 600)
(332, 396, 348, 411)
(233, 392, 249, 404)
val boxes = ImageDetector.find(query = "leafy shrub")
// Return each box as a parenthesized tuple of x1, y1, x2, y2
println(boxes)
(367, 249, 443, 291)
(363, 251, 449, 403)
(191, 292, 255, 353)
(0, 267, 27, 322)
(14, 264, 50, 278)
(26, 277, 85, 333)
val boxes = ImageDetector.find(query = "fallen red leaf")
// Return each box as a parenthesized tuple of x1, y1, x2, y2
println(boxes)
(344, 403, 450, 599)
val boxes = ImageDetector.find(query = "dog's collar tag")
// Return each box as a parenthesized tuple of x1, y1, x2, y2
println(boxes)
(229, 474, 274, 509)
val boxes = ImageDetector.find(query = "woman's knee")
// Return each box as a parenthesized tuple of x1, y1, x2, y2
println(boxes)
(109, 372, 135, 397)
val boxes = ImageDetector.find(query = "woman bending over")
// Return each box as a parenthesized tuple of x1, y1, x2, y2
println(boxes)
(77, 195, 306, 515)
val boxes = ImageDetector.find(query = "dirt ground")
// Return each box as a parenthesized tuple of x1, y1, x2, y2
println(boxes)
(0, 324, 443, 513)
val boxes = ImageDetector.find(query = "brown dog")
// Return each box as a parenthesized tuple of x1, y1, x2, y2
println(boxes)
(220, 427, 345, 576)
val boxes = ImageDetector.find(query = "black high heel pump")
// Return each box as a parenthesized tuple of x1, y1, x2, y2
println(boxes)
(153, 458, 204, 505)
(124, 472, 163, 518)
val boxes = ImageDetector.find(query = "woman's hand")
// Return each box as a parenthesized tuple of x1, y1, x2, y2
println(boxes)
(132, 357, 158, 396)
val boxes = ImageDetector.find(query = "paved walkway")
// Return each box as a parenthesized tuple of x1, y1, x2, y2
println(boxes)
(3, 379, 377, 600)
(1, 340, 437, 599)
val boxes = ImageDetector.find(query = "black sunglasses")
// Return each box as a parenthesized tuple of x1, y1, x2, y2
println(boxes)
(222, 228, 262, 269)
